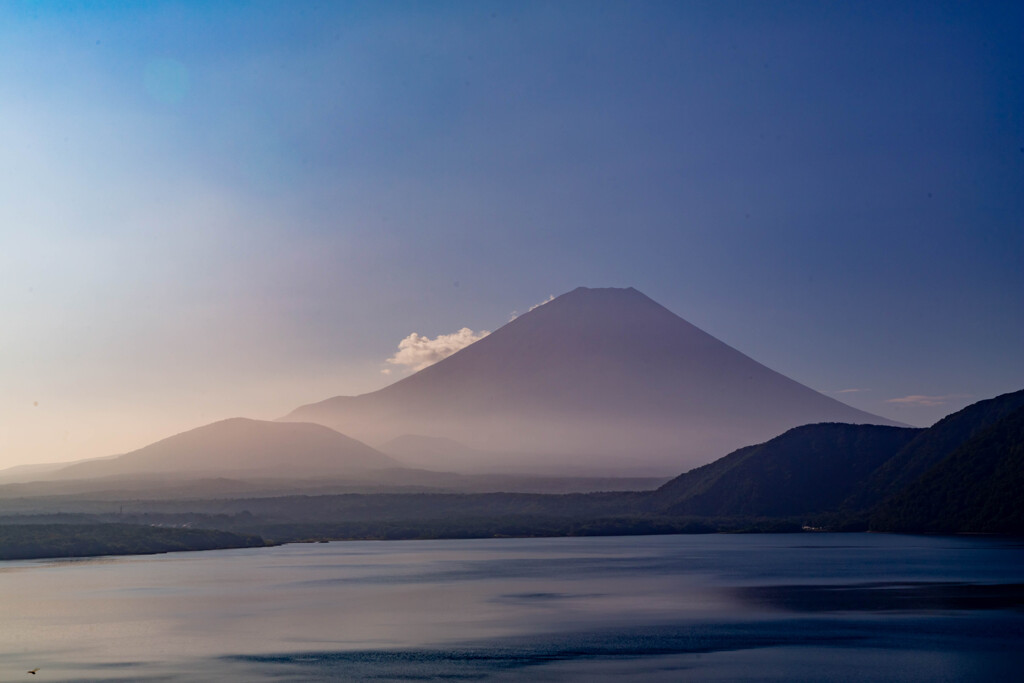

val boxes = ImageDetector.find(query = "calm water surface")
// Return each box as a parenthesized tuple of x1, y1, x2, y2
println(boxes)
(2, 533, 1023, 681)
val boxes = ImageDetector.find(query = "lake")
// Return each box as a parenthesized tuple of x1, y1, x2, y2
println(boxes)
(2, 533, 1023, 681)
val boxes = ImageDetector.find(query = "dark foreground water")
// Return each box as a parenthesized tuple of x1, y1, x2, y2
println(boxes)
(2, 533, 1023, 681)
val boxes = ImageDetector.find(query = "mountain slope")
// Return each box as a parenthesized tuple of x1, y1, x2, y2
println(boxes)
(647, 390, 1024, 530)
(648, 423, 919, 517)
(870, 405, 1024, 533)
(844, 389, 1024, 511)
(51, 418, 401, 481)
(283, 287, 898, 474)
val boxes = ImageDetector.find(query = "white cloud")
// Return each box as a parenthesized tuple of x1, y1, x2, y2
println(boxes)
(509, 294, 557, 321)
(529, 294, 555, 311)
(885, 394, 971, 407)
(834, 388, 869, 394)
(385, 327, 489, 373)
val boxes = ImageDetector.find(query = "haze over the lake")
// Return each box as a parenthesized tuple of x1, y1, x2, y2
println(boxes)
(2, 1, 1022, 468)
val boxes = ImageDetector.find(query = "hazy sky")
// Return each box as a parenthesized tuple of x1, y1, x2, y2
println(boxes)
(2, 1, 1022, 467)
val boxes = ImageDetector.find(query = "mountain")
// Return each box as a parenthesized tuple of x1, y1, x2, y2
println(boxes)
(50, 418, 401, 481)
(870, 405, 1024, 533)
(844, 388, 1024, 510)
(283, 287, 899, 475)
(378, 434, 487, 470)
(648, 423, 919, 517)
(648, 389, 1024, 532)
(11, 391, 1022, 544)
(0, 455, 121, 483)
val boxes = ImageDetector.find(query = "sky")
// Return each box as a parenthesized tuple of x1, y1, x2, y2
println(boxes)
(1, 0, 1022, 468)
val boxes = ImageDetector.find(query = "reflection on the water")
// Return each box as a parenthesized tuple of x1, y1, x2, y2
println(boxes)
(735, 581, 1024, 612)
(1, 534, 1023, 681)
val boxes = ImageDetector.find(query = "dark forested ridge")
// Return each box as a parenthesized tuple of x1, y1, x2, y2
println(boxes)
(846, 389, 1024, 511)
(2, 391, 1021, 559)
(870, 405, 1024, 533)
(644, 389, 1024, 532)
(0, 524, 267, 560)
(648, 423, 919, 517)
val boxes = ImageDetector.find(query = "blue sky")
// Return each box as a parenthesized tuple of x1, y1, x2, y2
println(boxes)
(1, 1, 1022, 466)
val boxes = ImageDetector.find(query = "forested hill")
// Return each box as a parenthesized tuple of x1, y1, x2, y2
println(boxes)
(647, 423, 919, 517)
(648, 389, 1024, 532)
(870, 404, 1024, 533)
(846, 389, 1024, 511)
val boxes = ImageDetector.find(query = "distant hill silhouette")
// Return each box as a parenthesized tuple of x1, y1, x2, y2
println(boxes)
(6, 391, 1021, 549)
(50, 418, 401, 480)
(649, 423, 919, 517)
(283, 287, 899, 475)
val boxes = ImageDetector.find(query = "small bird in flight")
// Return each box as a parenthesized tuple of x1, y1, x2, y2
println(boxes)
(27, 668, 39, 675)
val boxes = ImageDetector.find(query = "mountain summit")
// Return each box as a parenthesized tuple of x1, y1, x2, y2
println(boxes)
(283, 287, 899, 474)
